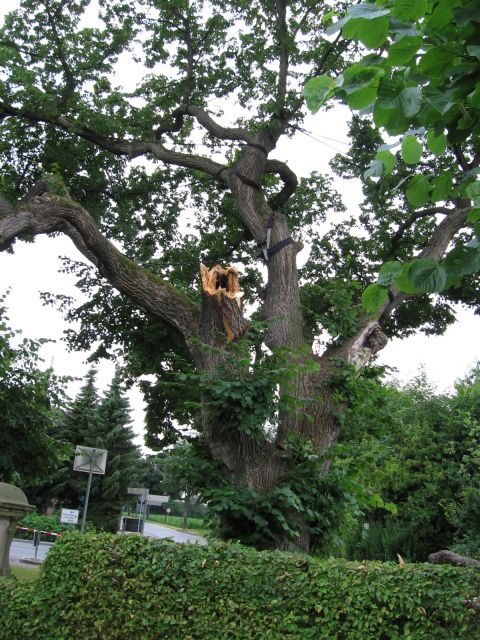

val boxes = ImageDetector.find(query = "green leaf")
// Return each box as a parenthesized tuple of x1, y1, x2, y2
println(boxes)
(373, 102, 409, 134)
(430, 174, 452, 202)
(394, 264, 418, 293)
(408, 258, 447, 293)
(303, 76, 336, 113)
(418, 48, 455, 77)
(406, 175, 431, 206)
(348, 4, 391, 20)
(343, 16, 389, 49)
(397, 87, 422, 117)
(426, 130, 447, 157)
(377, 261, 403, 286)
(387, 36, 422, 66)
(364, 151, 396, 178)
(402, 135, 422, 164)
(392, 0, 427, 22)
(376, 150, 396, 174)
(423, 87, 454, 115)
(362, 284, 388, 313)
(443, 245, 480, 277)
(467, 208, 480, 223)
(364, 159, 384, 179)
(467, 45, 480, 60)
(340, 64, 383, 109)
(466, 181, 480, 200)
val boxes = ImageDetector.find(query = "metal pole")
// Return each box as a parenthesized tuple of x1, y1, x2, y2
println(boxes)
(137, 492, 143, 533)
(80, 449, 96, 534)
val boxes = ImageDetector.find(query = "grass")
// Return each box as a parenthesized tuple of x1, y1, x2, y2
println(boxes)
(10, 564, 40, 581)
(147, 514, 210, 537)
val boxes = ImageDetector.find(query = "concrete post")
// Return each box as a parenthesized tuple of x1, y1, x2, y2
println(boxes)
(0, 483, 34, 577)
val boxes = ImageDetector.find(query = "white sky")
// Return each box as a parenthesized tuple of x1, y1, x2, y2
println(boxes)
(1, 1, 480, 452)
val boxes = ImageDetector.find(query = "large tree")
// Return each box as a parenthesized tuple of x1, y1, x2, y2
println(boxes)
(0, 0, 479, 551)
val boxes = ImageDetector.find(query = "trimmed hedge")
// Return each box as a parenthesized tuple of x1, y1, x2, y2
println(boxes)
(1, 533, 479, 639)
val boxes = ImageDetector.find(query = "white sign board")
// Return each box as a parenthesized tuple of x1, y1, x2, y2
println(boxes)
(127, 487, 149, 496)
(60, 508, 79, 525)
(73, 446, 108, 475)
(147, 494, 169, 506)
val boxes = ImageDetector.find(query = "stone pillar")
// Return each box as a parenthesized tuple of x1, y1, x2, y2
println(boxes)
(0, 483, 34, 577)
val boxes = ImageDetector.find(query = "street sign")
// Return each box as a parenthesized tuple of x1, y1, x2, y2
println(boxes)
(147, 494, 169, 506)
(73, 446, 108, 475)
(127, 487, 149, 496)
(73, 446, 108, 533)
(60, 508, 79, 525)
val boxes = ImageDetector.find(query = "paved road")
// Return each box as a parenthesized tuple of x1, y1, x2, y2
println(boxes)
(9, 523, 205, 565)
(144, 521, 207, 545)
(9, 538, 53, 563)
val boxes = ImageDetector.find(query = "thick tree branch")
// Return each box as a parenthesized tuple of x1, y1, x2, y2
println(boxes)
(183, 105, 253, 145)
(0, 193, 200, 339)
(265, 159, 298, 209)
(0, 102, 228, 179)
(326, 205, 472, 374)
(388, 206, 453, 257)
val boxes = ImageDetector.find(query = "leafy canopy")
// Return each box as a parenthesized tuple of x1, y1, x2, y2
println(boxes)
(305, 0, 480, 304)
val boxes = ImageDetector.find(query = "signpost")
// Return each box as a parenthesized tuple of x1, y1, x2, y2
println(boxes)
(60, 508, 79, 526)
(73, 446, 108, 534)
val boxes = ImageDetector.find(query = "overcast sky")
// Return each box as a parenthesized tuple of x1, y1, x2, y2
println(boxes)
(2, 1, 480, 452)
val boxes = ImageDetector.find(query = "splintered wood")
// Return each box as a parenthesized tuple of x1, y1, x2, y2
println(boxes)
(200, 264, 247, 341)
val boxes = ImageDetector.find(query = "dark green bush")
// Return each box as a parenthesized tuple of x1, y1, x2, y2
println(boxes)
(15, 512, 71, 542)
(1, 533, 479, 640)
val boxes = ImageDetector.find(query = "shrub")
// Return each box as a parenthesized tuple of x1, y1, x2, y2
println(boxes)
(0, 533, 479, 639)
(15, 512, 71, 542)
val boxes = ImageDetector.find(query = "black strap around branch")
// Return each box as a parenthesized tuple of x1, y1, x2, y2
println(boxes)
(257, 236, 295, 261)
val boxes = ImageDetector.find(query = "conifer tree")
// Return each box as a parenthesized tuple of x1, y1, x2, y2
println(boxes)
(51, 369, 141, 531)
(87, 370, 142, 531)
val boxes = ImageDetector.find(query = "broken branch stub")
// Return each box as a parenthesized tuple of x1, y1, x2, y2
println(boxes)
(200, 264, 247, 341)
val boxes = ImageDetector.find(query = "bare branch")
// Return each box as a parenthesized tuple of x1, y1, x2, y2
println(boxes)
(0, 193, 200, 339)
